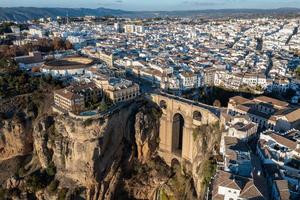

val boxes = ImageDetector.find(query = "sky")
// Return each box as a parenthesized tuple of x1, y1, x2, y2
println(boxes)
(0, 0, 299, 11)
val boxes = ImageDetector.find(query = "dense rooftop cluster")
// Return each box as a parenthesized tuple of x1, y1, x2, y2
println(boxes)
(1, 14, 300, 200)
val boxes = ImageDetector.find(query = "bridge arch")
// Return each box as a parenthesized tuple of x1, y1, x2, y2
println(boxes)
(172, 113, 185, 156)
(151, 93, 220, 165)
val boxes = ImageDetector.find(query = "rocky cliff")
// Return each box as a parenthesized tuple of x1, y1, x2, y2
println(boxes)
(34, 111, 129, 199)
(0, 95, 40, 185)
(0, 95, 38, 162)
(0, 115, 33, 162)
(191, 123, 222, 199)
(3, 99, 164, 200)
(0, 96, 218, 200)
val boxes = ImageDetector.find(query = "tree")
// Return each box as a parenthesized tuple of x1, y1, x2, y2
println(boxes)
(37, 38, 53, 52)
(48, 180, 59, 193)
(295, 66, 300, 77)
(53, 37, 64, 50)
(45, 162, 56, 177)
(98, 101, 108, 112)
(65, 40, 73, 50)
(0, 22, 14, 34)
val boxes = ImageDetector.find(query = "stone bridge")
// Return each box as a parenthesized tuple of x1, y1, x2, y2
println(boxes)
(150, 92, 220, 165)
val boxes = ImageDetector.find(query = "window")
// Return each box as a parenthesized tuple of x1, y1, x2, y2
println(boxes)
(193, 111, 202, 121)
(160, 100, 167, 109)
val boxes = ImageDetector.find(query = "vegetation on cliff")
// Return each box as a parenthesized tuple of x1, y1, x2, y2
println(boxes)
(116, 156, 197, 200)
(192, 122, 222, 199)
(0, 72, 219, 200)
(0, 60, 63, 99)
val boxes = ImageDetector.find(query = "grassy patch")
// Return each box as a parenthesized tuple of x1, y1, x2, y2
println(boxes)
(201, 158, 217, 188)
(58, 188, 68, 200)
(160, 189, 169, 200)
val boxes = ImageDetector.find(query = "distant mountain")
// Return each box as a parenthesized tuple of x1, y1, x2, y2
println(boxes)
(0, 7, 133, 22)
(0, 7, 300, 22)
(138, 8, 300, 18)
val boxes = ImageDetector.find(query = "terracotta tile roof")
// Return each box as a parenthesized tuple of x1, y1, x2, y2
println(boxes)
(254, 96, 289, 108)
(285, 108, 300, 123)
(275, 180, 290, 200)
(223, 179, 243, 190)
(54, 89, 82, 100)
(269, 133, 297, 150)
(212, 194, 225, 200)
(236, 104, 250, 112)
(239, 180, 264, 199)
(230, 96, 249, 105)
(212, 171, 267, 200)
(224, 136, 239, 146)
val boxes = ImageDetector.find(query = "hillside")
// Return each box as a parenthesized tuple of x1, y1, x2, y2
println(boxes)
(0, 7, 132, 22)
(0, 7, 300, 21)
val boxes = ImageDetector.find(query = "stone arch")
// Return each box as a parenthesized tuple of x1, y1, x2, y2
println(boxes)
(193, 110, 202, 121)
(172, 113, 184, 156)
(159, 100, 167, 109)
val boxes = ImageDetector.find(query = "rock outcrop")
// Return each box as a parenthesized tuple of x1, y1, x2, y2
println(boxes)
(32, 100, 162, 200)
(134, 106, 161, 164)
(0, 114, 33, 161)
(0, 96, 218, 200)
(191, 123, 222, 199)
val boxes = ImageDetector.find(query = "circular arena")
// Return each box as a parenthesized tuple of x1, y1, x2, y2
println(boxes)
(41, 57, 94, 77)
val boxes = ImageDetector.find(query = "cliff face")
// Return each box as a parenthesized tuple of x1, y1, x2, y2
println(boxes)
(0, 95, 39, 162)
(0, 117, 33, 161)
(0, 96, 218, 200)
(134, 106, 161, 164)
(191, 123, 222, 199)
(32, 100, 162, 200)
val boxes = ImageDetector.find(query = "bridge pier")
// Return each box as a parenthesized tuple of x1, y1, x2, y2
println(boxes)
(151, 93, 219, 166)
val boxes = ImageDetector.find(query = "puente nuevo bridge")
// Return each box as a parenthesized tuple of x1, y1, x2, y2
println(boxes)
(150, 92, 220, 165)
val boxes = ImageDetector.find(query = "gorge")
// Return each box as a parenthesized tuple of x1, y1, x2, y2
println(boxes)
(0, 94, 222, 200)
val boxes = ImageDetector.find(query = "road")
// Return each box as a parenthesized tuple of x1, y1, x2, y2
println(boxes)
(156, 91, 221, 118)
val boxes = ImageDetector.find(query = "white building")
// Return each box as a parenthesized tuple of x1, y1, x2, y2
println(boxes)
(257, 129, 300, 194)
(28, 26, 46, 38)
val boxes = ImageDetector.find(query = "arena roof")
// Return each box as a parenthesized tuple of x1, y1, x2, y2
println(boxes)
(43, 57, 94, 70)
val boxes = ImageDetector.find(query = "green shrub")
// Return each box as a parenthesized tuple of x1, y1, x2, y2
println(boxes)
(98, 101, 109, 112)
(26, 168, 56, 192)
(150, 107, 162, 119)
(160, 189, 169, 200)
(0, 187, 7, 199)
(192, 129, 199, 141)
(18, 166, 26, 177)
(83, 118, 93, 127)
(48, 180, 59, 193)
(295, 66, 300, 77)
(58, 188, 68, 200)
(26, 173, 44, 192)
(46, 162, 56, 177)
(201, 158, 217, 187)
